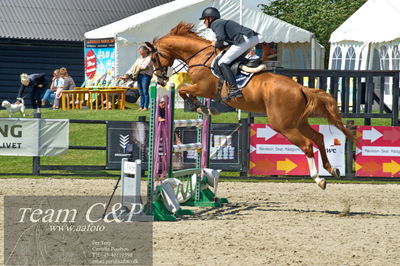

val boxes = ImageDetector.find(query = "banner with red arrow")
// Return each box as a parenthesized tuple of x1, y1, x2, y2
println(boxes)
(356, 126, 400, 177)
(249, 124, 346, 176)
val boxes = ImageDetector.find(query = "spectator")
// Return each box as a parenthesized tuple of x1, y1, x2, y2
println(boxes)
(158, 97, 166, 122)
(128, 45, 153, 111)
(18, 73, 47, 113)
(41, 69, 62, 107)
(52, 67, 76, 110)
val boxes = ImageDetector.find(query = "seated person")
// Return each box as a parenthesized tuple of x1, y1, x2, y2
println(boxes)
(52, 67, 76, 110)
(108, 75, 139, 107)
(42, 69, 62, 107)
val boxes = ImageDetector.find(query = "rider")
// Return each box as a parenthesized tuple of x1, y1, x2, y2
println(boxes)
(200, 7, 259, 100)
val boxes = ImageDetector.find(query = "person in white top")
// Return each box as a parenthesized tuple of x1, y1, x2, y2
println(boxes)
(42, 69, 62, 107)
(128, 46, 153, 111)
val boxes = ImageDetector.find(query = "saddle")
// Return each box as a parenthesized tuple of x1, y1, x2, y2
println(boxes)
(211, 52, 266, 89)
(230, 56, 263, 75)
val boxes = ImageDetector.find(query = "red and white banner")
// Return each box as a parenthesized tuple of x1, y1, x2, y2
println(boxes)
(249, 124, 346, 176)
(356, 126, 400, 177)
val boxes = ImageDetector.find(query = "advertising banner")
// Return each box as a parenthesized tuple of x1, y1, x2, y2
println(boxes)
(356, 126, 400, 177)
(177, 123, 244, 171)
(106, 122, 245, 171)
(249, 124, 346, 176)
(39, 119, 69, 156)
(0, 119, 69, 156)
(106, 121, 148, 170)
(84, 38, 115, 87)
(0, 119, 39, 156)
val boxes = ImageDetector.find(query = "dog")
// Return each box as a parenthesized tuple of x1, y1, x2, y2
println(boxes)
(1, 98, 26, 117)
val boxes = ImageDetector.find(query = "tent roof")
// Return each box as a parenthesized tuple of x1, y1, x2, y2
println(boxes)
(330, 0, 400, 43)
(85, 0, 313, 43)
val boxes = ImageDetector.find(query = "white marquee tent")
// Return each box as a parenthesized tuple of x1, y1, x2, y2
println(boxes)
(85, 0, 324, 75)
(329, 0, 400, 71)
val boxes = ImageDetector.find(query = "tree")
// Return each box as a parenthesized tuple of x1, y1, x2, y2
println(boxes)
(260, 0, 367, 67)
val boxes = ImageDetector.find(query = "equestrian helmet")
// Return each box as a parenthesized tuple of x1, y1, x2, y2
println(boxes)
(199, 7, 220, 20)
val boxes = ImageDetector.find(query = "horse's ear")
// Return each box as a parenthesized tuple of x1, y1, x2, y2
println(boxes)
(145, 42, 155, 52)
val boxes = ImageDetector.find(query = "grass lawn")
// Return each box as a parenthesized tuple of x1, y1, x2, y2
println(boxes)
(0, 102, 396, 182)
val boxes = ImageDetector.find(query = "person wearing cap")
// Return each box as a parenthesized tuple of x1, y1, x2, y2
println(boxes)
(158, 98, 166, 122)
(18, 73, 47, 113)
(200, 7, 259, 100)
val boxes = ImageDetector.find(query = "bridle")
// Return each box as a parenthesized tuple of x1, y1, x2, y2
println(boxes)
(151, 43, 216, 83)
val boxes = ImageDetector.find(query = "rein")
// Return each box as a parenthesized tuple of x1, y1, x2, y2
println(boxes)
(152, 44, 216, 81)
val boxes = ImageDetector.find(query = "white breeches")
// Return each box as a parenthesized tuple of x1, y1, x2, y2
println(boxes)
(218, 35, 259, 65)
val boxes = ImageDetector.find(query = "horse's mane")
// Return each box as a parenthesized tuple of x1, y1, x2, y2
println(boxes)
(166, 22, 208, 42)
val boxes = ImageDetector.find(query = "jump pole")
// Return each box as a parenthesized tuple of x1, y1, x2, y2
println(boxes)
(145, 82, 227, 221)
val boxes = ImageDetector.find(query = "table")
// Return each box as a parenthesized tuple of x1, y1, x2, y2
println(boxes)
(61, 88, 128, 110)
(61, 90, 89, 110)
(89, 89, 127, 110)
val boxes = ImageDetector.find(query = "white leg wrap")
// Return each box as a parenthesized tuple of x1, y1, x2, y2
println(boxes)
(306, 157, 318, 179)
(314, 177, 323, 184)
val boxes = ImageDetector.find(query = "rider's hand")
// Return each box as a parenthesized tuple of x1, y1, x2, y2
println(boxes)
(211, 41, 216, 47)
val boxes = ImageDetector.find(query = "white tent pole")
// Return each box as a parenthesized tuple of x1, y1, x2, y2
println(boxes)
(115, 41, 119, 75)
(311, 34, 316, 69)
(238, 0, 243, 121)
(239, 0, 243, 24)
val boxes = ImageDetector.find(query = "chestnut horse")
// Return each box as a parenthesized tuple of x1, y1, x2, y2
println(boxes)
(145, 23, 353, 189)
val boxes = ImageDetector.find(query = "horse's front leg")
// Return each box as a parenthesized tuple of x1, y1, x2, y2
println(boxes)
(179, 84, 218, 115)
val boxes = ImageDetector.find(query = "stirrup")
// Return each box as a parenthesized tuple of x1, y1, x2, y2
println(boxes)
(223, 89, 243, 101)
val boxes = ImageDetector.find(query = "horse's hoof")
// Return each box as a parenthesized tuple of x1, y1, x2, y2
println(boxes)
(331, 168, 341, 178)
(316, 178, 327, 190)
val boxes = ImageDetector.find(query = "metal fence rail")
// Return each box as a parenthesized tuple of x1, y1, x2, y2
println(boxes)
(34, 119, 108, 174)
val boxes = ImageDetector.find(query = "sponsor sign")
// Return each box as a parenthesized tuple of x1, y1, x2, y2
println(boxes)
(0, 119, 38, 156)
(176, 123, 244, 171)
(249, 124, 346, 176)
(356, 126, 400, 177)
(84, 38, 115, 86)
(106, 121, 148, 170)
(0, 119, 68, 156)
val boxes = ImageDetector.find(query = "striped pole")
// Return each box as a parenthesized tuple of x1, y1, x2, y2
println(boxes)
(174, 119, 204, 128)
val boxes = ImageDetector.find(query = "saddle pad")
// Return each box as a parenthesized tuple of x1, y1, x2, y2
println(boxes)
(211, 55, 254, 89)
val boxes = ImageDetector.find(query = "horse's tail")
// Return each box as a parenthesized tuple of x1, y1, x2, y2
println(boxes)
(300, 86, 355, 142)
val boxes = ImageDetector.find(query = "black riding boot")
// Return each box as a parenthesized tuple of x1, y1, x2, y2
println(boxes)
(219, 63, 243, 100)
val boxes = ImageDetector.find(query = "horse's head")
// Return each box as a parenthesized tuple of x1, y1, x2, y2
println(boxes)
(145, 41, 174, 87)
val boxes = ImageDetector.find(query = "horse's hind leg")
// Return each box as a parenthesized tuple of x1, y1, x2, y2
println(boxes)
(276, 127, 327, 190)
(299, 122, 340, 178)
